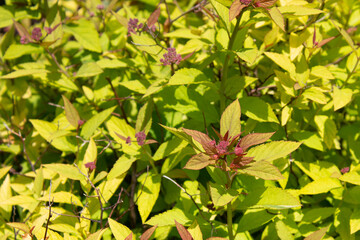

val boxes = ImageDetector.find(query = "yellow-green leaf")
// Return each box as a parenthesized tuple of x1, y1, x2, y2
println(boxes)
(76, 62, 103, 78)
(62, 95, 80, 128)
(265, 52, 296, 75)
(107, 155, 135, 180)
(6, 222, 30, 233)
(247, 141, 302, 162)
(0, 69, 49, 79)
(300, 178, 342, 195)
(86, 228, 108, 240)
(209, 182, 239, 206)
(241, 160, 284, 180)
(314, 115, 337, 149)
(220, 99, 241, 138)
(137, 173, 161, 223)
(80, 106, 117, 140)
(108, 218, 134, 240)
(43, 163, 84, 181)
(268, 7, 285, 32)
(333, 88, 353, 111)
(38, 191, 83, 206)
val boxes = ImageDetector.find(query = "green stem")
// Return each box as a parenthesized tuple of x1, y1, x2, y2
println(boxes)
(226, 172, 234, 240)
(220, 16, 242, 112)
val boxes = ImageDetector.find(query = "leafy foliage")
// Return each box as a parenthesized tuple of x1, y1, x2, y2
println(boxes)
(0, 0, 360, 239)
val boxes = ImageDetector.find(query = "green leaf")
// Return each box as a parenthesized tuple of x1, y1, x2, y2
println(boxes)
(314, 115, 337, 149)
(33, 166, 44, 198)
(85, 228, 108, 240)
(220, 99, 241, 138)
(278, 6, 323, 16)
(292, 131, 324, 151)
(238, 209, 276, 232)
(75, 62, 103, 78)
(0, 195, 38, 205)
(239, 187, 301, 210)
(275, 220, 294, 240)
(3, 44, 43, 60)
(0, 69, 49, 79)
(145, 208, 192, 226)
(63, 19, 102, 52)
(302, 208, 335, 223)
(209, 182, 239, 206)
(311, 66, 334, 79)
(80, 106, 117, 140)
(188, 220, 203, 240)
(83, 138, 97, 169)
(333, 88, 353, 111)
(335, 207, 352, 239)
(107, 155, 135, 180)
(43, 164, 84, 181)
(131, 33, 162, 55)
(168, 68, 209, 86)
(304, 226, 329, 240)
(294, 161, 340, 181)
(137, 173, 161, 223)
(0, 166, 11, 180)
(264, 52, 295, 75)
(209, 0, 231, 34)
(247, 141, 302, 162)
(302, 87, 327, 104)
(0, 175, 12, 218)
(108, 218, 134, 240)
(239, 97, 279, 123)
(300, 178, 342, 195)
(241, 160, 284, 180)
(136, 100, 153, 134)
(62, 95, 80, 128)
(0, 6, 14, 28)
(184, 153, 213, 170)
(268, 7, 285, 32)
(153, 138, 188, 161)
(38, 191, 83, 206)
(6, 222, 30, 234)
(340, 171, 360, 185)
(106, 116, 140, 155)
(207, 166, 227, 185)
(30, 119, 76, 152)
(350, 209, 360, 234)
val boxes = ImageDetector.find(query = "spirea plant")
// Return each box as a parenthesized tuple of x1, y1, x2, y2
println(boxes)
(0, 0, 359, 239)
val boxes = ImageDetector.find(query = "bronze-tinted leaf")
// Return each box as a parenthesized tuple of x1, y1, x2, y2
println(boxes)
(13, 20, 31, 41)
(255, 0, 277, 8)
(175, 220, 193, 240)
(229, 0, 246, 22)
(184, 153, 213, 170)
(239, 132, 275, 151)
(147, 8, 161, 27)
(182, 128, 216, 154)
(140, 225, 157, 240)
(124, 233, 133, 240)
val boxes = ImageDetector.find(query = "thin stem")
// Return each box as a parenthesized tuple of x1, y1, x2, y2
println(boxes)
(226, 172, 234, 240)
(220, 16, 242, 112)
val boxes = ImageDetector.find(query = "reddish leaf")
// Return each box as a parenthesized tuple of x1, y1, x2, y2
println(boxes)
(184, 153, 214, 170)
(317, 36, 335, 48)
(13, 20, 31, 41)
(125, 233, 133, 240)
(207, 238, 228, 240)
(182, 128, 216, 154)
(140, 225, 157, 240)
(239, 132, 275, 151)
(175, 220, 193, 240)
(147, 8, 161, 27)
(254, 0, 277, 8)
(229, 0, 246, 22)
(144, 139, 158, 145)
(114, 132, 129, 142)
(230, 156, 254, 169)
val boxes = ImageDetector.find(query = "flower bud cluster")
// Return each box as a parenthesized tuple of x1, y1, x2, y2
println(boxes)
(160, 48, 182, 66)
(128, 18, 143, 36)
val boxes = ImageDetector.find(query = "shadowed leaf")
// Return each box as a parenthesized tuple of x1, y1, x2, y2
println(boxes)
(62, 95, 80, 128)
(147, 8, 161, 27)
(229, 0, 246, 22)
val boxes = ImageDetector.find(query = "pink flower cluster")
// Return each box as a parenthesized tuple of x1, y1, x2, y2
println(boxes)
(128, 18, 143, 36)
(241, 0, 252, 4)
(31, 27, 42, 41)
(160, 48, 182, 66)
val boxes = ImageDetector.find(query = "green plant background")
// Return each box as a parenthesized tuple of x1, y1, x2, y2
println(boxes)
(0, 0, 359, 239)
